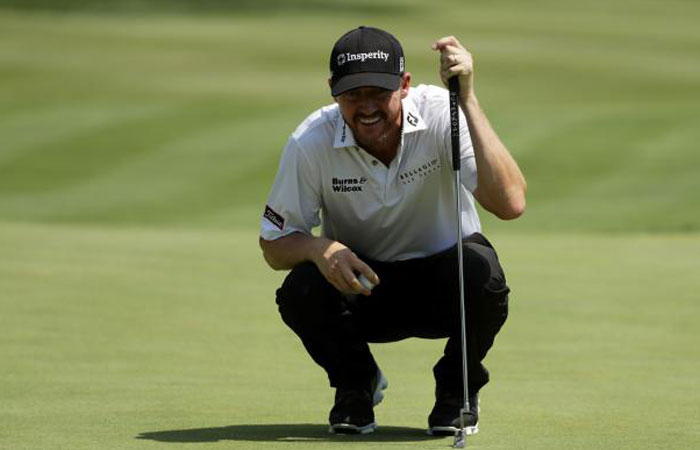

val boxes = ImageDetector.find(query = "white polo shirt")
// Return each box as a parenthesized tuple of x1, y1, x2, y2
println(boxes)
(260, 83, 480, 262)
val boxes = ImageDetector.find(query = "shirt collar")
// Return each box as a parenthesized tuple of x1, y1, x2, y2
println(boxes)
(401, 94, 428, 135)
(333, 110, 356, 148)
(333, 95, 427, 149)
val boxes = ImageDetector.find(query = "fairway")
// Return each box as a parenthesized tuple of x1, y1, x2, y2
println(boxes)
(1, 1, 699, 449)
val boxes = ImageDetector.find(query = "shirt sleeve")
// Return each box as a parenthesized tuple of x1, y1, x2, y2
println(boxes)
(260, 136, 321, 240)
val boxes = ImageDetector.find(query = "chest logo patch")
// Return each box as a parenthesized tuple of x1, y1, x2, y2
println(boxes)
(399, 158, 441, 185)
(332, 176, 367, 193)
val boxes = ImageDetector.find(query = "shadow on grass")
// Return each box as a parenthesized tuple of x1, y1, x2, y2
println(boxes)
(137, 423, 443, 443)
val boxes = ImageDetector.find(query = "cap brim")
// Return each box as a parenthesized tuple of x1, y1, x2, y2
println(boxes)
(331, 72, 401, 96)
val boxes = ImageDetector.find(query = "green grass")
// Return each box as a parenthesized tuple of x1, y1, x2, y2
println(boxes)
(1, 1, 699, 449)
(1, 223, 698, 449)
(1, 2, 699, 232)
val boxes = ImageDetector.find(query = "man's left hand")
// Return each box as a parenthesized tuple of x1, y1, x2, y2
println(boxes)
(432, 36, 474, 102)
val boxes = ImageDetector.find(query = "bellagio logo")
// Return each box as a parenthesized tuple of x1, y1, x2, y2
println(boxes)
(399, 159, 440, 185)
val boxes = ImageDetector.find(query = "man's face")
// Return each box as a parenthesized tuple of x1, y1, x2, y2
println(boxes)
(334, 73, 411, 151)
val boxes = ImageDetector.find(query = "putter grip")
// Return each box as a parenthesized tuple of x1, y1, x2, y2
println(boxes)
(448, 76, 460, 171)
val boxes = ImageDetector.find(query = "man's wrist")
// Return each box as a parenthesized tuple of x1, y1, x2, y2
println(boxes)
(306, 236, 329, 266)
(462, 90, 479, 111)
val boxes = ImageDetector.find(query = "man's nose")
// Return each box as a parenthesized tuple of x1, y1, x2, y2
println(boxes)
(357, 97, 379, 114)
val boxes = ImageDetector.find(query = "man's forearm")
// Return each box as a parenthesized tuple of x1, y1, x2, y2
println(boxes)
(432, 35, 526, 220)
(259, 232, 326, 271)
(462, 92, 527, 220)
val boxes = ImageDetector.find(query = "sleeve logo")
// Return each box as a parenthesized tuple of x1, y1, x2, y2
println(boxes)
(263, 205, 285, 230)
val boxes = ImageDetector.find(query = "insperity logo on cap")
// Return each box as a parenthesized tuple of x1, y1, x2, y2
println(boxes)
(329, 26, 405, 96)
(336, 50, 390, 67)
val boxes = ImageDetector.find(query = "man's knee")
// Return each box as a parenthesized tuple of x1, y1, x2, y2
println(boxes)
(277, 262, 321, 303)
(276, 262, 339, 330)
(463, 236, 510, 328)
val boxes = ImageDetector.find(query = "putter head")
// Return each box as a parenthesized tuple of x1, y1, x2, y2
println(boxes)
(452, 406, 469, 448)
(453, 428, 466, 448)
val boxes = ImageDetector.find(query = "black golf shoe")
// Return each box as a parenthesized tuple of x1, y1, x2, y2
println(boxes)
(427, 390, 479, 436)
(329, 369, 388, 435)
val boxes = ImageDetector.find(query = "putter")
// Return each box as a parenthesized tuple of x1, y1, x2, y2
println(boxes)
(448, 76, 470, 449)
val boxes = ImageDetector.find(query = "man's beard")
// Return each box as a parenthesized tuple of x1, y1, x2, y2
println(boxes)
(355, 126, 392, 152)
(352, 111, 400, 154)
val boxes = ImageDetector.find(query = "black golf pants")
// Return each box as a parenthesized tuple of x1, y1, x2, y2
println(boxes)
(275, 232, 510, 397)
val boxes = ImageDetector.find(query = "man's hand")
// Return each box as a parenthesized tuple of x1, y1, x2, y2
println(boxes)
(432, 36, 474, 103)
(311, 238, 380, 296)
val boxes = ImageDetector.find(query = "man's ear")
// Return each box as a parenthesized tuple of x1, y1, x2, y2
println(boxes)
(400, 72, 412, 99)
(328, 78, 337, 102)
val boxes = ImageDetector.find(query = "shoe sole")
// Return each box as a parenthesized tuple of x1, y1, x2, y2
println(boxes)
(329, 422, 378, 435)
(427, 423, 479, 436)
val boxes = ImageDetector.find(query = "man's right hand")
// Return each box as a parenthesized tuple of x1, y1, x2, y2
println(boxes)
(260, 233, 380, 295)
(311, 238, 380, 296)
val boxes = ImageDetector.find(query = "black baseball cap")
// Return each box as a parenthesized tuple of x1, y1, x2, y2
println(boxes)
(329, 26, 405, 96)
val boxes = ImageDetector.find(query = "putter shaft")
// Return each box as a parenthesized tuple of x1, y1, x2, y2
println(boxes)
(449, 76, 470, 448)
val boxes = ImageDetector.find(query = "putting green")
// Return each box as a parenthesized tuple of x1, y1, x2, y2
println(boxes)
(1, 223, 698, 449)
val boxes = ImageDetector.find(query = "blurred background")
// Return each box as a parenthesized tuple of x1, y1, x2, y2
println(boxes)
(1, 1, 698, 449)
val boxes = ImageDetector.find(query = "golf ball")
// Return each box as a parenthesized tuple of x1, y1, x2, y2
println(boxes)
(358, 274, 374, 290)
